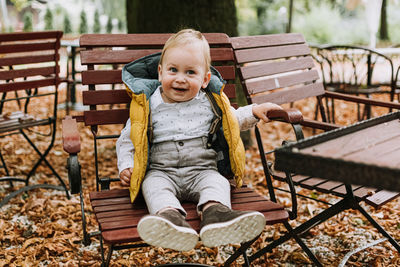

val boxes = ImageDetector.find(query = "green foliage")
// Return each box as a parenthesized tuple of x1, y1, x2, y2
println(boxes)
(22, 11, 33, 32)
(44, 7, 53, 30)
(292, 2, 368, 45)
(79, 10, 88, 34)
(106, 16, 112, 33)
(63, 14, 72, 34)
(93, 10, 101, 33)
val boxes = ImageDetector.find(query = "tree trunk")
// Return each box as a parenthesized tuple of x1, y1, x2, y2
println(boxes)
(379, 0, 389, 41)
(126, 0, 238, 36)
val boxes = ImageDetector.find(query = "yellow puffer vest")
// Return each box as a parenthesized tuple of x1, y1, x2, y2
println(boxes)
(122, 53, 245, 203)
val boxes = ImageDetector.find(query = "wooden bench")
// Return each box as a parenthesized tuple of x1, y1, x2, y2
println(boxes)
(231, 33, 400, 263)
(61, 33, 309, 266)
(0, 31, 70, 207)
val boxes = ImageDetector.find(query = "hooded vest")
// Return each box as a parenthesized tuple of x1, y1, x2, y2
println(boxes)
(122, 53, 245, 203)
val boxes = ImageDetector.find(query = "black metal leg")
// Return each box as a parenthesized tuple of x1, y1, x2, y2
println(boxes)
(0, 151, 13, 187)
(224, 236, 259, 266)
(248, 196, 352, 264)
(20, 129, 70, 199)
(356, 204, 400, 252)
(104, 244, 114, 267)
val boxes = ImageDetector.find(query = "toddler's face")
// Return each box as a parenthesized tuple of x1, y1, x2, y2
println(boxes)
(158, 43, 211, 103)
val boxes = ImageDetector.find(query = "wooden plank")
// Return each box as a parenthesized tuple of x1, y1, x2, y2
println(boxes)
(234, 44, 311, 64)
(230, 33, 305, 49)
(223, 84, 236, 99)
(89, 188, 129, 200)
(0, 41, 58, 54)
(80, 49, 161, 65)
(0, 66, 56, 80)
(250, 82, 325, 105)
(215, 65, 235, 80)
(82, 89, 131, 105)
(365, 190, 400, 208)
(82, 69, 121, 85)
(80, 48, 234, 65)
(0, 54, 56, 67)
(246, 69, 320, 94)
(240, 56, 315, 80)
(83, 109, 130, 126)
(0, 78, 56, 93)
(80, 33, 229, 47)
(81, 66, 234, 85)
(0, 31, 62, 42)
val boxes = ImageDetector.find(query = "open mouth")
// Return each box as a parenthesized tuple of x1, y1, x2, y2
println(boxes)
(173, 87, 187, 92)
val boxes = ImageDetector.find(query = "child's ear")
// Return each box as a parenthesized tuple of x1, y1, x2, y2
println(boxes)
(158, 65, 162, 82)
(202, 71, 211, 88)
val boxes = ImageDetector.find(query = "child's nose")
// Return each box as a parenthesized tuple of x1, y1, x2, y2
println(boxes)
(175, 73, 186, 82)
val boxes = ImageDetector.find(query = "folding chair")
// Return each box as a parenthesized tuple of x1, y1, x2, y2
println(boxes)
(0, 31, 70, 207)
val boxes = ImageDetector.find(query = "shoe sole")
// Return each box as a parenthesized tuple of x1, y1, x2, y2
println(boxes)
(200, 211, 266, 247)
(137, 215, 199, 251)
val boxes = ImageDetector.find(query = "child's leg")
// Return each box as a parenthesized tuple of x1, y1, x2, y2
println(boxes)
(189, 169, 266, 247)
(138, 169, 198, 251)
(141, 169, 184, 215)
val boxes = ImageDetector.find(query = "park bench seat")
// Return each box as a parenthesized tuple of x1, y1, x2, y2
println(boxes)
(62, 32, 306, 267)
(89, 187, 288, 244)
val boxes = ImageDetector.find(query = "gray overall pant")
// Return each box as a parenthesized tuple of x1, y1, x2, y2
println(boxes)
(141, 137, 231, 215)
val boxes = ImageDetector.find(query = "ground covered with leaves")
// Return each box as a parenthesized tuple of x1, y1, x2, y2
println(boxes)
(1, 85, 400, 266)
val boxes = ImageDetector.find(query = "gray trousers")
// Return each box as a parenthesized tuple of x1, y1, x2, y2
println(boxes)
(142, 137, 231, 215)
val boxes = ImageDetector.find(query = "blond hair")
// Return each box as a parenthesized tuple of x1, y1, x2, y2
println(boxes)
(159, 29, 211, 72)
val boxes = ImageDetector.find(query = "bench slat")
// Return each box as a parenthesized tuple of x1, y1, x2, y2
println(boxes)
(0, 54, 56, 67)
(365, 190, 400, 208)
(79, 33, 230, 47)
(83, 109, 130, 126)
(82, 90, 131, 105)
(241, 56, 315, 80)
(234, 44, 311, 64)
(80, 48, 234, 65)
(230, 33, 305, 49)
(0, 31, 62, 42)
(246, 69, 320, 94)
(250, 82, 325, 105)
(0, 66, 57, 80)
(0, 77, 57, 93)
(0, 41, 58, 54)
(81, 65, 235, 85)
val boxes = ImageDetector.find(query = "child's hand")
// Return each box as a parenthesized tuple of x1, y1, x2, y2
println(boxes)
(120, 168, 133, 186)
(252, 103, 283, 123)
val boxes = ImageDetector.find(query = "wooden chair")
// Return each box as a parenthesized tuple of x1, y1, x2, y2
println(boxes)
(61, 33, 306, 266)
(231, 33, 400, 265)
(0, 31, 70, 207)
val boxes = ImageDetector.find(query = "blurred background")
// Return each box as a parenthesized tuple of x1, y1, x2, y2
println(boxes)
(1, 0, 400, 46)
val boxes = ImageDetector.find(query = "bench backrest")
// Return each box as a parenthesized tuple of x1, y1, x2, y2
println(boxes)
(0, 31, 62, 114)
(231, 33, 325, 106)
(78, 33, 236, 188)
(78, 33, 236, 132)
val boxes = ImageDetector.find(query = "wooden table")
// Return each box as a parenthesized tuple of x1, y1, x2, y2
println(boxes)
(273, 111, 400, 256)
(274, 111, 400, 192)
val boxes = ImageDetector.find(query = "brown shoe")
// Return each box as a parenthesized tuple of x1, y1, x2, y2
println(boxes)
(199, 204, 266, 247)
(137, 209, 198, 251)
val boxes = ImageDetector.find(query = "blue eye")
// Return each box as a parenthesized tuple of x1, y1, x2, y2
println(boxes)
(169, 67, 177, 72)
(187, 70, 195, 75)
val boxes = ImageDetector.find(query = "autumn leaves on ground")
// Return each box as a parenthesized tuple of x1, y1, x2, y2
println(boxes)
(0, 85, 399, 266)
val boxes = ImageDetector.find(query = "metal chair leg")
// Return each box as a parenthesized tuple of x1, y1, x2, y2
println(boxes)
(357, 204, 400, 252)
(19, 129, 70, 199)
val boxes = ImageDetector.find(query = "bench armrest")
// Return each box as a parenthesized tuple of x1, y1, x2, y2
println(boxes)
(62, 116, 82, 194)
(62, 116, 81, 154)
(267, 108, 303, 124)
